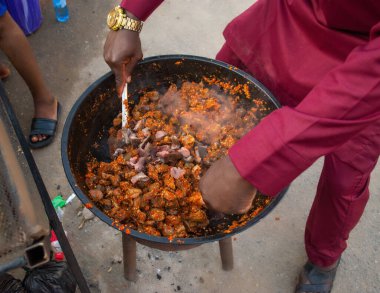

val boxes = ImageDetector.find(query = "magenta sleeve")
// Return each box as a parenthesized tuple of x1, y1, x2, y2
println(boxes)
(120, 0, 164, 21)
(229, 22, 380, 197)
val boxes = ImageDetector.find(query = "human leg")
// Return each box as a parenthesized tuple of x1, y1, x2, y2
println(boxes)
(305, 125, 380, 267)
(297, 121, 380, 292)
(0, 12, 57, 144)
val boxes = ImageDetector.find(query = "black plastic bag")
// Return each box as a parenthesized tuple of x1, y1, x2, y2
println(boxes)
(0, 273, 26, 292)
(23, 261, 76, 293)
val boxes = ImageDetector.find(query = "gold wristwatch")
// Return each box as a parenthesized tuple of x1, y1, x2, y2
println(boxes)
(107, 6, 143, 32)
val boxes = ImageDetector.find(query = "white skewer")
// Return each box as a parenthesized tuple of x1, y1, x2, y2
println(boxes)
(121, 84, 128, 129)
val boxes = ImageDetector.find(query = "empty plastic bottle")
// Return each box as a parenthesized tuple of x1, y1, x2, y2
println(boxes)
(52, 0, 69, 22)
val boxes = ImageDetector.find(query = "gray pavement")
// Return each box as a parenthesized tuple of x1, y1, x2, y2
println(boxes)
(1, 0, 379, 292)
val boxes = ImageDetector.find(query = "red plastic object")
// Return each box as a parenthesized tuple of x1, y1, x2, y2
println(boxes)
(50, 230, 65, 261)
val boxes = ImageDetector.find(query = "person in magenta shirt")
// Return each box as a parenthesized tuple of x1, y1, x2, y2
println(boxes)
(104, 1, 380, 291)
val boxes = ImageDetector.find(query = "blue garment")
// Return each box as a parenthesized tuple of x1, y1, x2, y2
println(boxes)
(0, 0, 7, 17)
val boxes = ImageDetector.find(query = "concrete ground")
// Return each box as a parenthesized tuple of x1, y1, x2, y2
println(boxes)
(2, 0, 379, 292)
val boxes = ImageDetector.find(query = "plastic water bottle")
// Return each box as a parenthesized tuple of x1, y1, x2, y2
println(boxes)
(52, 0, 69, 22)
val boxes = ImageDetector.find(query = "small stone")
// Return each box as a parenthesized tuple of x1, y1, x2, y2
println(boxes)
(78, 219, 85, 230)
(83, 208, 95, 221)
(199, 277, 204, 283)
(89, 282, 97, 288)
(177, 285, 181, 291)
(56, 185, 61, 190)
(112, 255, 122, 264)
(107, 267, 112, 273)
(156, 274, 162, 280)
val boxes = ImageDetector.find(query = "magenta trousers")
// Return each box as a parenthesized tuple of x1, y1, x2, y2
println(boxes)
(216, 43, 380, 267)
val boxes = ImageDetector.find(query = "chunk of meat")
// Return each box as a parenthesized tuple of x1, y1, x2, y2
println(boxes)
(144, 226, 161, 236)
(175, 177, 191, 195)
(162, 188, 177, 201)
(161, 224, 174, 237)
(163, 172, 176, 189)
(99, 198, 112, 210)
(113, 209, 129, 221)
(89, 189, 103, 202)
(170, 167, 186, 179)
(131, 172, 149, 184)
(155, 164, 170, 174)
(180, 134, 195, 149)
(149, 208, 166, 221)
(186, 191, 205, 206)
(155, 130, 167, 140)
(119, 181, 132, 191)
(151, 196, 166, 208)
(191, 165, 202, 180)
(165, 215, 181, 226)
(178, 147, 190, 158)
(187, 209, 208, 223)
(125, 188, 142, 199)
(147, 164, 159, 181)
(148, 182, 161, 193)
(173, 223, 187, 237)
(134, 210, 147, 223)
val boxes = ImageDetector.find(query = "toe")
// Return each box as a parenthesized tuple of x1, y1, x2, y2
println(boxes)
(31, 135, 39, 142)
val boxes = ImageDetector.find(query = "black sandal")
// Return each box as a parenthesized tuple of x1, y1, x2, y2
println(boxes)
(295, 259, 340, 293)
(29, 101, 61, 149)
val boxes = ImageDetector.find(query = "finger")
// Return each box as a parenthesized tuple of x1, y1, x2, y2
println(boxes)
(31, 135, 38, 142)
(234, 191, 257, 214)
(124, 55, 142, 83)
(235, 207, 251, 215)
(114, 63, 127, 97)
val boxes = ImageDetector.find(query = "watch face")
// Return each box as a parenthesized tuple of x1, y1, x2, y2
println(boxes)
(107, 10, 118, 28)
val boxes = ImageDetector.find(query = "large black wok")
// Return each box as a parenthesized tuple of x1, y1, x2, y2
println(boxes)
(61, 55, 286, 249)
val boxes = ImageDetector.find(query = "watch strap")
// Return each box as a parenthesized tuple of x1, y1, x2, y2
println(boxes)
(122, 16, 143, 33)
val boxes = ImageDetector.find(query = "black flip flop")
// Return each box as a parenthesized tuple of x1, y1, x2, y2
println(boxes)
(29, 101, 61, 149)
(295, 259, 340, 293)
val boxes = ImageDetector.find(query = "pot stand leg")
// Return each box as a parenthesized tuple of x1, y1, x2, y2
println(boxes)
(122, 233, 137, 282)
(218, 237, 234, 271)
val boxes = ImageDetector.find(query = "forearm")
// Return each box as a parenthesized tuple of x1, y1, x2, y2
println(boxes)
(0, 13, 49, 98)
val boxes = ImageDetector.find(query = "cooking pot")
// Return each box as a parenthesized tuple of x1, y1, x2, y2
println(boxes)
(61, 55, 286, 249)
